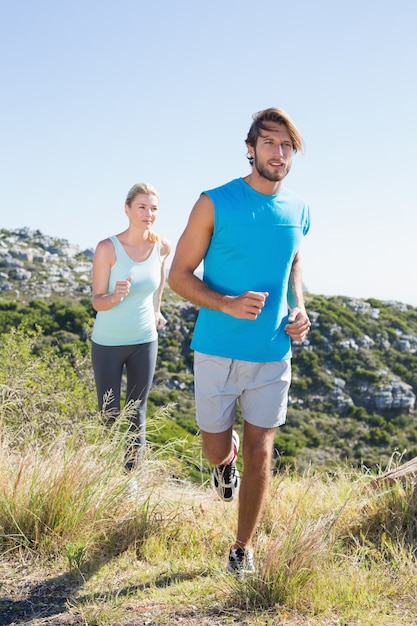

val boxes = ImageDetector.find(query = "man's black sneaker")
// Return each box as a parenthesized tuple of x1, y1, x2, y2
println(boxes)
(212, 430, 240, 502)
(227, 545, 255, 576)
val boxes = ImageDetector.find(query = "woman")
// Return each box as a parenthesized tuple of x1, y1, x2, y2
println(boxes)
(91, 182, 170, 470)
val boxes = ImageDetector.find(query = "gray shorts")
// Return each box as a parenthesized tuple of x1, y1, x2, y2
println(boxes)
(194, 351, 291, 433)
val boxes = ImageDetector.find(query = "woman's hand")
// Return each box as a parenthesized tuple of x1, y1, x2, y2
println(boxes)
(155, 311, 167, 330)
(113, 277, 132, 302)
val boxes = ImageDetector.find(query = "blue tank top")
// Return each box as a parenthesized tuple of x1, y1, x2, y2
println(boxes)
(190, 178, 310, 362)
(92, 235, 161, 346)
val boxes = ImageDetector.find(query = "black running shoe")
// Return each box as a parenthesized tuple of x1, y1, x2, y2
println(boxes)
(212, 430, 240, 502)
(227, 545, 255, 576)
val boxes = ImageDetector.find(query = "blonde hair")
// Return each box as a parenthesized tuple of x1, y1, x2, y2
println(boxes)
(125, 182, 160, 205)
(125, 182, 160, 243)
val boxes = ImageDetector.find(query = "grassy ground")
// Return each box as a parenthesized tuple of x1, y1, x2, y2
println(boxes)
(1, 419, 417, 626)
(2, 324, 417, 624)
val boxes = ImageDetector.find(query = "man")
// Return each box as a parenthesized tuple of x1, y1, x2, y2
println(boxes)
(168, 107, 311, 575)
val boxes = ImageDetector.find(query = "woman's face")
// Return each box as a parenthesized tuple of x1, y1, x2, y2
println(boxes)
(125, 193, 159, 229)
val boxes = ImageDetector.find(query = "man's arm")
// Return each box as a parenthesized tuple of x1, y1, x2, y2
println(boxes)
(285, 252, 311, 341)
(168, 194, 268, 320)
(168, 194, 220, 308)
(287, 251, 306, 313)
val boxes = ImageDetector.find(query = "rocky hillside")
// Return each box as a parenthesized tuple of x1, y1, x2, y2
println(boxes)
(2, 227, 417, 472)
(0, 227, 94, 300)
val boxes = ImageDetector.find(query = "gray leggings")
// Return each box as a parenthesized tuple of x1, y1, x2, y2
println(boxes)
(91, 340, 158, 469)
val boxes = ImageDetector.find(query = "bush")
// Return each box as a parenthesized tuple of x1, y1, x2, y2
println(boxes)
(0, 325, 97, 444)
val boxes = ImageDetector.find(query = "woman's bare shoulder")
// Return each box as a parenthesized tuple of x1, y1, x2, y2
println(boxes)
(159, 235, 171, 258)
(93, 236, 116, 263)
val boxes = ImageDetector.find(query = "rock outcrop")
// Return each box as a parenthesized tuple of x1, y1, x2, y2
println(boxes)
(0, 227, 93, 299)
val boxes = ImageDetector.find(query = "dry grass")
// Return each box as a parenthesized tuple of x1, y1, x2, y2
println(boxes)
(2, 327, 417, 624)
(2, 428, 417, 625)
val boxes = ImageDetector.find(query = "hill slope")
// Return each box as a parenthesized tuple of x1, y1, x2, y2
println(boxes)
(1, 227, 417, 473)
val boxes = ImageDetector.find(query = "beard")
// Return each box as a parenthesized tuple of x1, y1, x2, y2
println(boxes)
(253, 154, 291, 182)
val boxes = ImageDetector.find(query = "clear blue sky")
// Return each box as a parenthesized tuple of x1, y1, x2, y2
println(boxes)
(1, 0, 416, 305)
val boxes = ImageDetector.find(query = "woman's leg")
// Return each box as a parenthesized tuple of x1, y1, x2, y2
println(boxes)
(124, 340, 158, 469)
(91, 342, 125, 423)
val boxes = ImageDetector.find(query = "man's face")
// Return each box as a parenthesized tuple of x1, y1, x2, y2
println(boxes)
(248, 123, 294, 182)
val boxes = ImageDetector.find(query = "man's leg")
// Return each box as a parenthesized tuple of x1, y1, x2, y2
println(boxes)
(200, 427, 235, 466)
(200, 427, 240, 502)
(236, 422, 276, 549)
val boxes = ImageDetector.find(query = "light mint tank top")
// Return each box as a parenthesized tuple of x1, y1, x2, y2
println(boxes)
(92, 235, 161, 346)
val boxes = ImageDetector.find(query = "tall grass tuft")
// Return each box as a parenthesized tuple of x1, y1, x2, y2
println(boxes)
(0, 401, 177, 561)
(254, 511, 339, 605)
(226, 471, 348, 609)
(347, 478, 417, 564)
